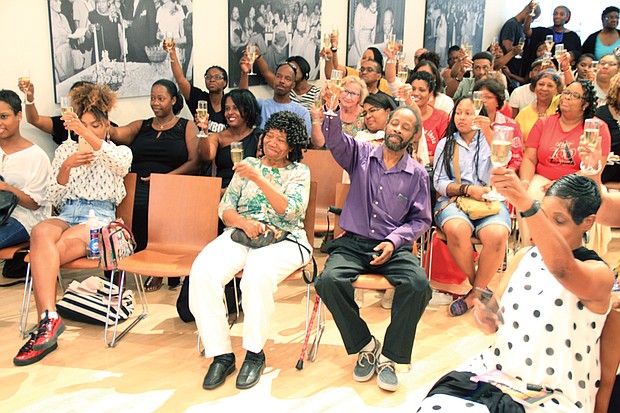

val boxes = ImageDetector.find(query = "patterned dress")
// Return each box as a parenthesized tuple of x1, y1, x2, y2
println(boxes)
(418, 247, 609, 413)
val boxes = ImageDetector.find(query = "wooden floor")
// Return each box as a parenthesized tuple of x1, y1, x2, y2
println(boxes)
(1, 232, 618, 413)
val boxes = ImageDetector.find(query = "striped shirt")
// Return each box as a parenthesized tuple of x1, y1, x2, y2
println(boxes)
(290, 85, 321, 111)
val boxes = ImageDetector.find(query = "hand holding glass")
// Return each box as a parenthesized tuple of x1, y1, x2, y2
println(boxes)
(164, 32, 175, 62)
(325, 70, 343, 116)
(246, 43, 257, 75)
(580, 119, 603, 175)
(486, 126, 514, 201)
(514, 37, 525, 59)
(196, 100, 208, 138)
(60, 96, 74, 141)
(472, 91, 484, 130)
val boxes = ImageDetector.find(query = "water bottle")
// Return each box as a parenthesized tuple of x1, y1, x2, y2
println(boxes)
(86, 209, 101, 259)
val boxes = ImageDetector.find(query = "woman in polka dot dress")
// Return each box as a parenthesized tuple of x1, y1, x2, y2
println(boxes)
(417, 173, 614, 413)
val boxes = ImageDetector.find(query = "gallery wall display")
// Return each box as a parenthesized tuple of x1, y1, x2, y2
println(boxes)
(228, 0, 324, 88)
(423, 0, 486, 67)
(345, 0, 406, 68)
(48, 0, 194, 101)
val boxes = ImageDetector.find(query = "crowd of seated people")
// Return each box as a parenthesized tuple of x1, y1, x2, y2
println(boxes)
(5, 1, 620, 411)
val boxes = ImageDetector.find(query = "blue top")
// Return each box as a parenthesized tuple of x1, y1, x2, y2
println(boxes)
(258, 98, 312, 138)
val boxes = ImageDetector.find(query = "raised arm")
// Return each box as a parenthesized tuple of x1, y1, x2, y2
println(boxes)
(17, 81, 54, 135)
(109, 119, 142, 146)
(168, 44, 191, 101)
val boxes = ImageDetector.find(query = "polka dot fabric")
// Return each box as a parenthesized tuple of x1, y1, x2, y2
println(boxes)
(477, 248, 607, 412)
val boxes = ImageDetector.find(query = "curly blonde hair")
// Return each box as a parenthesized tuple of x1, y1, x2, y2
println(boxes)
(606, 73, 620, 112)
(69, 82, 117, 121)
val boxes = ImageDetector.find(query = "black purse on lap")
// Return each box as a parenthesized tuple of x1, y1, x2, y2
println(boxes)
(0, 176, 19, 226)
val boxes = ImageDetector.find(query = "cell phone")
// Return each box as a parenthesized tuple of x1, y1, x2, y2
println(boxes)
(78, 136, 93, 152)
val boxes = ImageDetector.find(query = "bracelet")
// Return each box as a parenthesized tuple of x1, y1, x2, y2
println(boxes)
(455, 76, 462, 82)
(331, 47, 338, 52)
(312, 120, 322, 125)
(521, 179, 530, 186)
(458, 184, 467, 196)
(24, 99, 34, 105)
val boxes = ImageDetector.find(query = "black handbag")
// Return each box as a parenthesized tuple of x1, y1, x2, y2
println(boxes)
(230, 222, 290, 248)
(0, 176, 19, 226)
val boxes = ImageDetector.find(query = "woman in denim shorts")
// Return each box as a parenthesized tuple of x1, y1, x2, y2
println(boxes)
(432, 96, 511, 317)
(13, 83, 132, 366)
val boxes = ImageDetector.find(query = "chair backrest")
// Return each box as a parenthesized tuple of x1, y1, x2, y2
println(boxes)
(303, 181, 318, 247)
(300, 150, 344, 232)
(147, 174, 222, 251)
(333, 182, 350, 238)
(116, 173, 137, 229)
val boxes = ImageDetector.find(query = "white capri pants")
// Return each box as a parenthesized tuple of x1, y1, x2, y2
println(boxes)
(189, 229, 311, 358)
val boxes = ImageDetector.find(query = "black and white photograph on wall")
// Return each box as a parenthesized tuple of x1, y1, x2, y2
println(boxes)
(228, 0, 324, 88)
(423, 0, 486, 67)
(345, 0, 406, 68)
(48, 0, 194, 101)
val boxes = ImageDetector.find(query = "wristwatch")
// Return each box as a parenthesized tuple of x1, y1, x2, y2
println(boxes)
(330, 47, 338, 52)
(519, 200, 541, 218)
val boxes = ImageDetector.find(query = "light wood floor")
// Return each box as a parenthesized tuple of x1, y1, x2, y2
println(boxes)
(1, 232, 618, 413)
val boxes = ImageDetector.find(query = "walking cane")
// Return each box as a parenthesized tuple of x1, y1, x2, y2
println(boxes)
(296, 294, 320, 370)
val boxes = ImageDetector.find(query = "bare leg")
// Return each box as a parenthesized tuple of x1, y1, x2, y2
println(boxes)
(30, 220, 89, 316)
(468, 225, 508, 308)
(443, 219, 476, 285)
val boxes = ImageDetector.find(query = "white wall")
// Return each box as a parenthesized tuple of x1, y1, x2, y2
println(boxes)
(0, 0, 605, 158)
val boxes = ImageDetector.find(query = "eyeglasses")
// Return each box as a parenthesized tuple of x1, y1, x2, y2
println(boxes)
(342, 89, 361, 97)
(603, 14, 619, 21)
(359, 67, 376, 73)
(205, 74, 226, 80)
(360, 107, 384, 117)
(561, 90, 583, 100)
(599, 61, 618, 67)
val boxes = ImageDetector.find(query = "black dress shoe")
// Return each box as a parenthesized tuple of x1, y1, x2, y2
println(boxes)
(203, 354, 236, 390)
(236, 351, 266, 390)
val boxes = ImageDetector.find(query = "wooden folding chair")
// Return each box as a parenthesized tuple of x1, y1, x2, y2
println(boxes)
(113, 174, 221, 347)
(19, 173, 137, 339)
(300, 150, 343, 235)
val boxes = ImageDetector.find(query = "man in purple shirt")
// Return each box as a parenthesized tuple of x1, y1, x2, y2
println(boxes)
(314, 106, 432, 392)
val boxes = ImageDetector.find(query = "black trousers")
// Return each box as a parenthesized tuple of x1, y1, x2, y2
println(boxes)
(315, 233, 431, 364)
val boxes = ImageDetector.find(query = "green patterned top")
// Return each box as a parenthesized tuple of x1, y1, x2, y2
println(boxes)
(219, 157, 311, 239)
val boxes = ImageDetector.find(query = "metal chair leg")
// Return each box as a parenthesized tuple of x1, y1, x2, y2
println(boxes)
(104, 271, 149, 348)
(19, 263, 65, 339)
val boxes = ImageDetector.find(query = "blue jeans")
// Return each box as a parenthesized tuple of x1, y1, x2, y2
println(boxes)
(56, 199, 116, 227)
(0, 217, 30, 249)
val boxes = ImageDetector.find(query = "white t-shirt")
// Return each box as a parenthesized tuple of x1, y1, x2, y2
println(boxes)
(0, 144, 52, 234)
(509, 84, 536, 111)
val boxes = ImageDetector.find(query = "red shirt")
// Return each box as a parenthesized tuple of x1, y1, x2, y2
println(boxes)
(423, 107, 450, 156)
(526, 114, 611, 181)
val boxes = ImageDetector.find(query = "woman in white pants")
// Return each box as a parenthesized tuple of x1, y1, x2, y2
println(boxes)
(189, 111, 311, 391)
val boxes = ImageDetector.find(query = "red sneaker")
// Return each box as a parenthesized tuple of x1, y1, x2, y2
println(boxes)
(32, 312, 66, 351)
(14, 333, 58, 366)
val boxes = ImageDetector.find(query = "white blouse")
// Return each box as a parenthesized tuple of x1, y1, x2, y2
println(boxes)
(0, 145, 52, 234)
(47, 139, 132, 209)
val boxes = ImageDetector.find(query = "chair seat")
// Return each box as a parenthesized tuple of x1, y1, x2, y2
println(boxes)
(0, 242, 29, 260)
(118, 247, 204, 277)
(352, 274, 394, 290)
(234, 267, 306, 282)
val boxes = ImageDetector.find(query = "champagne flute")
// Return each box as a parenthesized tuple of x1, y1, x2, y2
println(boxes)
(246, 43, 257, 75)
(472, 91, 483, 130)
(387, 34, 397, 63)
(465, 45, 474, 72)
(312, 91, 323, 111)
(530, 1, 539, 17)
(196, 100, 208, 138)
(554, 43, 564, 60)
(514, 36, 525, 59)
(321, 33, 330, 60)
(18, 69, 31, 102)
(332, 25, 339, 38)
(487, 126, 514, 201)
(60, 95, 74, 141)
(325, 69, 343, 116)
(591, 60, 599, 78)
(580, 118, 602, 175)
(542, 51, 552, 68)
(545, 34, 553, 53)
(397, 63, 409, 106)
(164, 32, 175, 62)
(230, 141, 244, 166)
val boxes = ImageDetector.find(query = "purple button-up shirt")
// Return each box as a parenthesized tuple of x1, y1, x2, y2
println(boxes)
(322, 114, 431, 249)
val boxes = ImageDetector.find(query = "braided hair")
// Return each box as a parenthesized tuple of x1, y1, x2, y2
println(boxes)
(260, 111, 308, 163)
(434, 97, 484, 183)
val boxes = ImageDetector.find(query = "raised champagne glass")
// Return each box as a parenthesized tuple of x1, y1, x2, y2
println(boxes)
(387, 34, 397, 63)
(321, 33, 331, 60)
(545, 34, 553, 53)
(472, 91, 484, 130)
(530, 1, 539, 17)
(487, 125, 514, 201)
(164, 32, 175, 62)
(60, 95, 74, 141)
(246, 43, 257, 75)
(514, 36, 525, 59)
(554, 43, 564, 60)
(18, 69, 31, 101)
(196, 100, 208, 138)
(324, 69, 343, 116)
(230, 141, 244, 165)
(580, 118, 603, 175)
